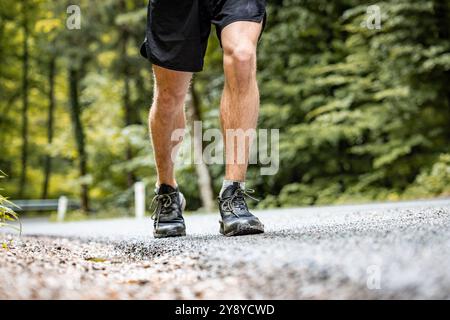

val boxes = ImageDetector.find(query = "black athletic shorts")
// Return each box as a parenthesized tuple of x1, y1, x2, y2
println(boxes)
(140, 0, 267, 72)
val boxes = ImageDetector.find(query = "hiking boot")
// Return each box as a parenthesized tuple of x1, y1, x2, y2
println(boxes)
(218, 182, 264, 236)
(150, 184, 186, 238)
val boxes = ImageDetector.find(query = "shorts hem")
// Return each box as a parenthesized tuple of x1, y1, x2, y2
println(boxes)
(149, 58, 203, 73)
(220, 16, 265, 31)
(141, 41, 203, 73)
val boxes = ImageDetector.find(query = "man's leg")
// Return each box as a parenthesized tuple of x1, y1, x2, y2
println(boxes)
(148, 65, 192, 238)
(149, 65, 192, 187)
(220, 21, 262, 182)
(217, 21, 264, 236)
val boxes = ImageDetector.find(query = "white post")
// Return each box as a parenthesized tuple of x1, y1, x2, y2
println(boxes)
(57, 196, 68, 222)
(134, 182, 146, 219)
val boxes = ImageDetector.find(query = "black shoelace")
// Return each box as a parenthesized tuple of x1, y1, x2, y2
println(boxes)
(220, 188, 259, 217)
(150, 192, 178, 229)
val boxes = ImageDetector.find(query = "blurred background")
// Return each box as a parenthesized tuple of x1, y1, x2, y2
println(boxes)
(0, 0, 449, 219)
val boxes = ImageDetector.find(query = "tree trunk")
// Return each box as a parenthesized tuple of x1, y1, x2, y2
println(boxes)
(435, 0, 450, 136)
(68, 68, 89, 212)
(186, 81, 215, 212)
(18, 2, 29, 198)
(41, 57, 56, 199)
(120, 21, 136, 188)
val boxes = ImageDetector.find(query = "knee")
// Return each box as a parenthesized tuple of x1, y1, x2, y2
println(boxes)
(224, 42, 257, 72)
(153, 87, 186, 113)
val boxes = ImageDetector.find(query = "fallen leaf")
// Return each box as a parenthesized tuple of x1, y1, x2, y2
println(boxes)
(85, 257, 108, 263)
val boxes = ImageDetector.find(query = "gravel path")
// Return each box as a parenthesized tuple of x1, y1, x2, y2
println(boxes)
(1, 199, 450, 299)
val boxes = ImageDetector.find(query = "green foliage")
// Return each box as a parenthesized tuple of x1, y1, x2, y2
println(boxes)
(0, 171, 21, 233)
(404, 154, 450, 198)
(254, 0, 450, 207)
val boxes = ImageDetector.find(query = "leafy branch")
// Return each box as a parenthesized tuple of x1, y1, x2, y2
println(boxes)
(0, 171, 22, 234)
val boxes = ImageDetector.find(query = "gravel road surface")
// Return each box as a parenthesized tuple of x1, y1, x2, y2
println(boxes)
(1, 199, 450, 299)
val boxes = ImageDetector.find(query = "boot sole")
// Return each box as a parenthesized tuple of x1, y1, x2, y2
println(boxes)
(154, 230, 186, 238)
(219, 221, 264, 237)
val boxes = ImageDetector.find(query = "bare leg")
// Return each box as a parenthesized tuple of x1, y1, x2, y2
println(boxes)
(220, 21, 262, 182)
(149, 65, 192, 187)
